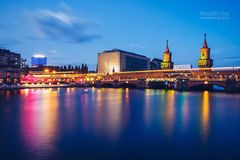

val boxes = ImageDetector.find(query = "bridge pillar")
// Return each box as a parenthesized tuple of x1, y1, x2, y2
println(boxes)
(93, 80, 101, 87)
(225, 78, 237, 92)
(137, 79, 146, 89)
(113, 80, 119, 88)
(176, 78, 189, 90)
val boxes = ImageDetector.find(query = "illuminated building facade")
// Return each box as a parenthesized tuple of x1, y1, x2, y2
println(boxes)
(98, 49, 150, 73)
(161, 40, 174, 69)
(31, 55, 47, 66)
(0, 48, 21, 85)
(198, 34, 213, 68)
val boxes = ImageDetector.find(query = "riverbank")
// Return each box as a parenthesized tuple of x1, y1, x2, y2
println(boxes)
(0, 84, 68, 91)
(0, 84, 239, 93)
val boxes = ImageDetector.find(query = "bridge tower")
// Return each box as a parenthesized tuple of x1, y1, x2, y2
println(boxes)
(197, 34, 213, 68)
(161, 40, 174, 69)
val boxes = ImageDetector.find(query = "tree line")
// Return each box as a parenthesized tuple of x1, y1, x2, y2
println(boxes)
(59, 64, 88, 73)
(21, 63, 89, 75)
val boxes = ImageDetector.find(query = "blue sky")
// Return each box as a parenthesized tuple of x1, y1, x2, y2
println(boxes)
(0, 0, 239, 70)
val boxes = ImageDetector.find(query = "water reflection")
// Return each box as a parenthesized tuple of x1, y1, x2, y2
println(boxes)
(165, 90, 176, 137)
(144, 89, 151, 126)
(1, 88, 240, 159)
(181, 92, 190, 131)
(123, 88, 130, 124)
(94, 89, 124, 140)
(20, 89, 59, 158)
(201, 91, 210, 141)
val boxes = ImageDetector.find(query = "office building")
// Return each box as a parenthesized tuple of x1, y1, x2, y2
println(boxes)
(98, 49, 150, 73)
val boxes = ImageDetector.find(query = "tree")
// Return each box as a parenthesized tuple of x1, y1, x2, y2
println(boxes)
(112, 67, 115, 73)
(64, 65, 67, 71)
(81, 64, 84, 73)
(21, 64, 29, 75)
(96, 64, 98, 73)
(85, 64, 88, 73)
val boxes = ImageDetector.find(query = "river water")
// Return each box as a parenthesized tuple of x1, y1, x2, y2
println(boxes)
(0, 88, 240, 160)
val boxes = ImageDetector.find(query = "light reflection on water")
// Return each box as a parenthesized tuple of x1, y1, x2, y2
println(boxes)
(0, 88, 240, 159)
(165, 90, 176, 137)
(181, 92, 190, 131)
(20, 89, 59, 158)
(201, 91, 210, 141)
(89, 88, 125, 140)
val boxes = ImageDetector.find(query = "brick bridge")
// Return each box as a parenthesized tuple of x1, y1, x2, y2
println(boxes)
(97, 67, 240, 91)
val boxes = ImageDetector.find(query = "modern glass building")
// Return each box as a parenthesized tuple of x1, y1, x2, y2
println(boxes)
(31, 55, 47, 66)
(98, 49, 150, 73)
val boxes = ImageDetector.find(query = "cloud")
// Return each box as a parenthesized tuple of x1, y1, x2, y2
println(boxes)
(0, 22, 24, 47)
(28, 3, 101, 43)
(0, 39, 22, 47)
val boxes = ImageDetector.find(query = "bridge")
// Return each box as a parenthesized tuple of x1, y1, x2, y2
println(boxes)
(97, 67, 240, 91)
(22, 66, 240, 92)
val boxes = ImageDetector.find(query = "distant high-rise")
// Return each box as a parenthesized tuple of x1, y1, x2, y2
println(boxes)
(197, 34, 213, 68)
(161, 40, 174, 69)
(31, 55, 47, 66)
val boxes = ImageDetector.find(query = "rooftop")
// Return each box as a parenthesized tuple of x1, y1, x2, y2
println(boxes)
(100, 48, 148, 58)
(0, 48, 20, 56)
(32, 54, 46, 58)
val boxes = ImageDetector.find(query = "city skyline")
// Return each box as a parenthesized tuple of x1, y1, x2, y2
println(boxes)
(0, 0, 239, 70)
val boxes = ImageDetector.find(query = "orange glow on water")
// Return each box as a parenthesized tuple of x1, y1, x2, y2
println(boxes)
(165, 90, 176, 137)
(201, 91, 210, 141)
(181, 92, 190, 130)
(83, 88, 125, 141)
(144, 89, 151, 126)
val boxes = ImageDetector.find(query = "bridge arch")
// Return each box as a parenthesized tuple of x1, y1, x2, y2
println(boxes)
(147, 81, 166, 89)
(100, 83, 114, 88)
(188, 82, 227, 91)
(212, 84, 225, 91)
(118, 83, 137, 88)
(188, 84, 214, 90)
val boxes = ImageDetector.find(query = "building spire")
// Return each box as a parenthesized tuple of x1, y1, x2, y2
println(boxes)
(203, 34, 208, 48)
(165, 40, 169, 52)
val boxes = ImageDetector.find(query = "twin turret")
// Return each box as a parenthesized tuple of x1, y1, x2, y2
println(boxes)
(160, 40, 174, 69)
(160, 34, 213, 69)
(197, 34, 213, 68)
